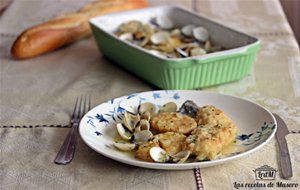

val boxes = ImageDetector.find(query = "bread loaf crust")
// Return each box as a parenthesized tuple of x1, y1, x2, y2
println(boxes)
(11, 0, 148, 59)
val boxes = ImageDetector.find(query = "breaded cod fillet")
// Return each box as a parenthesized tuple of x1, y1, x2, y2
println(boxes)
(183, 123, 237, 161)
(150, 112, 197, 134)
(183, 105, 237, 160)
(196, 105, 233, 126)
(154, 132, 186, 156)
(134, 132, 186, 162)
(135, 141, 159, 162)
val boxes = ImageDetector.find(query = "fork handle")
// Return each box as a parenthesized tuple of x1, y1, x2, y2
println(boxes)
(54, 123, 79, 165)
(277, 137, 293, 179)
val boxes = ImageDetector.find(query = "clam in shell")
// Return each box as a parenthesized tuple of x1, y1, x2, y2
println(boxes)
(116, 123, 132, 140)
(138, 102, 157, 117)
(171, 150, 191, 163)
(204, 40, 211, 52)
(170, 29, 181, 37)
(132, 130, 153, 144)
(119, 20, 143, 33)
(149, 147, 170, 163)
(190, 47, 207, 57)
(159, 102, 178, 113)
(155, 37, 182, 53)
(181, 24, 196, 37)
(123, 111, 140, 132)
(140, 111, 151, 121)
(175, 48, 189, 58)
(154, 16, 174, 29)
(119, 32, 133, 42)
(150, 31, 170, 45)
(192, 27, 209, 42)
(148, 50, 166, 58)
(114, 142, 137, 151)
(135, 119, 150, 132)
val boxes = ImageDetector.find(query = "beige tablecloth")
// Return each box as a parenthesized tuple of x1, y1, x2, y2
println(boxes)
(0, 0, 299, 189)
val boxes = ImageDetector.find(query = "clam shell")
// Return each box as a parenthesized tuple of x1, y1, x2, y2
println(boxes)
(150, 31, 170, 45)
(149, 147, 170, 163)
(180, 42, 200, 49)
(159, 102, 178, 113)
(192, 27, 209, 42)
(181, 24, 196, 37)
(148, 50, 166, 58)
(133, 130, 153, 144)
(114, 142, 137, 151)
(140, 111, 151, 121)
(138, 102, 156, 117)
(170, 29, 181, 37)
(155, 16, 174, 29)
(135, 119, 150, 132)
(139, 37, 150, 47)
(119, 33, 133, 42)
(171, 150, 191, 163)
(119, 20, 143, 33)
(204, 40, 211, 52)
(153, 37, 182, 53)
(175, 48, 189, 58)
(190, 47, 206, 57)
(123, 111, 140, 132)
(116, 123, 132, 140)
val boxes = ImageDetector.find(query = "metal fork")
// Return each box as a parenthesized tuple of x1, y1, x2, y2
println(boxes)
(54, 96, 91, 165)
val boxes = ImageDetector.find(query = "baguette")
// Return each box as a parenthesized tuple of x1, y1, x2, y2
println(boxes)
(11, 0, 148, 59)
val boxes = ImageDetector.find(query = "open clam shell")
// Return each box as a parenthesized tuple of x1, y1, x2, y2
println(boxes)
(119, 32, 133, 42)
(171, 150, 191, 163)
(116, 123, 132, 140)
(113, 142, 137, 151)
(181, 24, 196, 37)
(123, 111, 140, 132)
(132, 130, 153, 144)
(149, 147, 170, 163)
(170, 29, 181, 37)
(148, 50, 166, 58)
(140, 111, 151, 121)
(135, 119, 150, 132)
(190, 47, 206, 57)
(204, 40, 211, 52)
(154, 16, 174, 29)
(150, 31, 170, 45)
(175, 48, 189, 58)
(119, 20, 143, 33)
(138, 102, 156, 117)
(159, 102, 178, 113)
(192, 27, 209, 42)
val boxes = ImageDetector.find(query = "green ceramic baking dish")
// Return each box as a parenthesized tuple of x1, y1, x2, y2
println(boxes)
(90, 6, 260, 89)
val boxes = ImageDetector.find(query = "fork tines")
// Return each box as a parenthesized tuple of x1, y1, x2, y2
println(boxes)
(71, 96, 91, 124)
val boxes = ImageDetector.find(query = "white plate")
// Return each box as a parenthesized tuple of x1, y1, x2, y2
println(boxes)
(79, 90, 276, 170)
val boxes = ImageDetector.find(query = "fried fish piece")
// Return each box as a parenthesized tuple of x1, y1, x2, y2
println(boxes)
(184, 105, 237, 160)
(134, 132, 186, 162)
(154, 132, 186, 156)
(135, 141, 159, 162)
(183, 122, 237, 161)
(196, 105, 233, 126)
(150, 112, 197, 134)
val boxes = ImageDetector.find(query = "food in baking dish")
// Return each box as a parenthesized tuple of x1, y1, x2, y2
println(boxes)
(114, 17, 223, 59)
